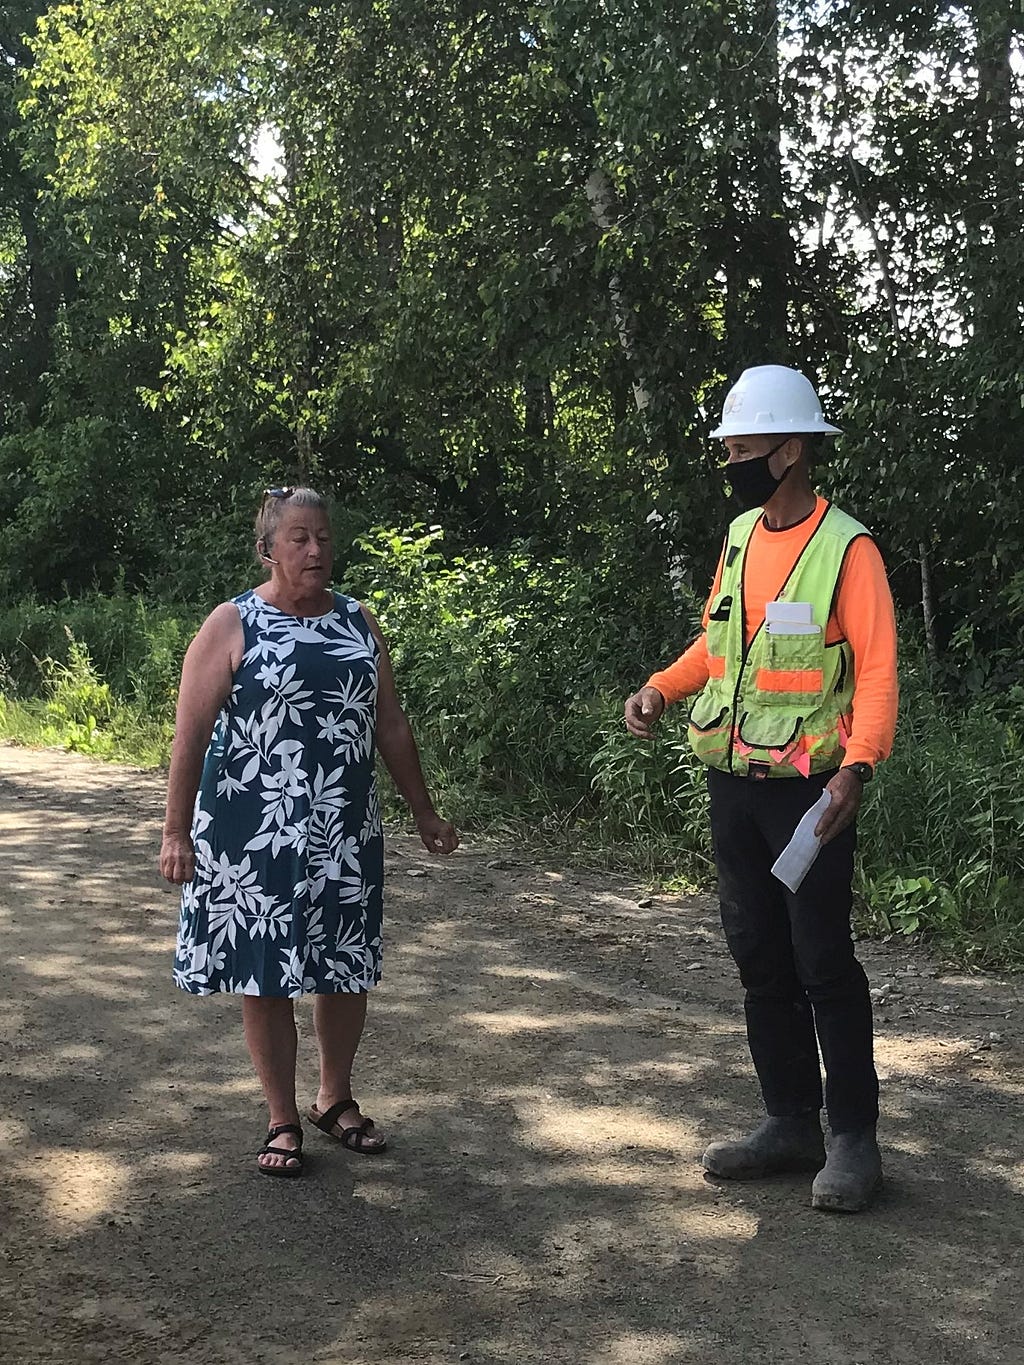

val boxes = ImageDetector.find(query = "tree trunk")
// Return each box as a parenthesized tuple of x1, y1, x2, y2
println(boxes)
(585, 167, 651, 414)
(522, 372, 552, 507)
(14, 193, 63, 424)
(748, 0, 791, 354)
(282, 132, 316, 473)
(523, 373, 549, 442)
(919, 541, 938, 669)
(970, 1, 1018, 346)
(467, 446, 507, 541)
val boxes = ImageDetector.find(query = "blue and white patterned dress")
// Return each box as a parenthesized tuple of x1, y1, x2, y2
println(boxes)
(173, 590, 383, 997)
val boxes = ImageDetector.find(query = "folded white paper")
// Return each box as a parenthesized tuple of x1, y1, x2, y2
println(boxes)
(771, 790, 832, 893)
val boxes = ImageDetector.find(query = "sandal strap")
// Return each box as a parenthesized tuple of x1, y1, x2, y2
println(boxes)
(312, 1100, 357, 1133)
(340, 1118, 375, 1150)
(259, 1143, 303, 1162)
(267, 1123, 303, 1142)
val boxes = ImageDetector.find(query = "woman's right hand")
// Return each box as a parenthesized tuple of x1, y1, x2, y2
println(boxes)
(160, 831, 195, 885)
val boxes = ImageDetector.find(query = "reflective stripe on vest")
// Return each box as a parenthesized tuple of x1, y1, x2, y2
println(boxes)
(688, 503, 870, 778)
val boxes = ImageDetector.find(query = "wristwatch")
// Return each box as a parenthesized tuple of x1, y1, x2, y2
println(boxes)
(845, 761, 874, 784)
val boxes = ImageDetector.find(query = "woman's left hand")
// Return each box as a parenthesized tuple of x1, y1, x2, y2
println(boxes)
(416, 811, 459, 855)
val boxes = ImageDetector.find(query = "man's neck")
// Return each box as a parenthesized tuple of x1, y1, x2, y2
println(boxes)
(762, 481, 818, 530)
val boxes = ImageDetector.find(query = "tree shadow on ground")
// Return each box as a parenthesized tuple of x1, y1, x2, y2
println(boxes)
(0, 748, 1022, 1365)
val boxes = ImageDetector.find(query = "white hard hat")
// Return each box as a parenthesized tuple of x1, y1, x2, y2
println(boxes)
(709, 364, 842, 438)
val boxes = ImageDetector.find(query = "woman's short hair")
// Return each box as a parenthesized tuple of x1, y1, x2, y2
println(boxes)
(255, 486, 328, 560)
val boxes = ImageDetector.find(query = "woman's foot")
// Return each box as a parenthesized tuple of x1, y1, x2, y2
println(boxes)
(308, 1096, 387, 1153)
(257, 1121, 304, 1177)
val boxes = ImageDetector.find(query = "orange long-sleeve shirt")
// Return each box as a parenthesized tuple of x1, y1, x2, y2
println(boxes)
(647, 496, 898, 769)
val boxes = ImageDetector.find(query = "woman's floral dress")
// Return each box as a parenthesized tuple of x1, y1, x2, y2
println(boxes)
(173, 590, 383, 997)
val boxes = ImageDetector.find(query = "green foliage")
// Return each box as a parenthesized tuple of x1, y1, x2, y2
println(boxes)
(591, 716, 714, 883)
(0, 591, 199, 717)
(342, 524, 698, 831)
(1, 0, 1020, 667)
(41, 628, 114, 726)
(36, 635, 117, 755)
(853, 646, 1024, 961)
(0, 3, 1022, 962)
(1, 543, 1023, 961)
(861, 875, 960, 939)
(0, 624, 172, 763)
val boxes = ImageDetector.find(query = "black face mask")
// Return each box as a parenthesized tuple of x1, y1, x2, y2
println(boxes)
(725, 439, 791, 512)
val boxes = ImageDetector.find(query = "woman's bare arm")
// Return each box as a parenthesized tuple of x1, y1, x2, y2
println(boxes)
(160, 603, 243, 884)
(360, 606, 458, 855)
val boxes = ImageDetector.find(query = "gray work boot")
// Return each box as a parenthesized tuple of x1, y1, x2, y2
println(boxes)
(702, 1114, 826, 1180)
(811, 1128, 883, 1213)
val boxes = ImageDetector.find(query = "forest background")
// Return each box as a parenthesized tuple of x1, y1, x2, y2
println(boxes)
(0, 1, 1021, 960)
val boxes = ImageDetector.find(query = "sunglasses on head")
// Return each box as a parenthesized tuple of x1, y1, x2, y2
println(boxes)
(260, 486, 295, 513)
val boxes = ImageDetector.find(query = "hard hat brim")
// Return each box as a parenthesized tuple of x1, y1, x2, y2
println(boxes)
(709, 419, 843, 438)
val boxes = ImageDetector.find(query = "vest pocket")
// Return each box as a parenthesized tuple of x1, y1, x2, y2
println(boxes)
(705, 593, 732, 668)
(737, 710, 804, 751)
(689, 701, 729, 733)
(757, 630, 825, 705)
(708, 593, 732, 622)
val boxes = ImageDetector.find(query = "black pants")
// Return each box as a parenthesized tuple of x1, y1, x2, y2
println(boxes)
(707, 766, 878, 1134)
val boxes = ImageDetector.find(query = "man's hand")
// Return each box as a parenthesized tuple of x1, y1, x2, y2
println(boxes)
(416, 811, 460, 855)
(624, 686, 666, 739)
(160, 830, 195, 885)
(815, 768, 864, 844)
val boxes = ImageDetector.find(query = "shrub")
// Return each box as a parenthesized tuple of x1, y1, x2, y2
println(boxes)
(0, 535, 1021, 963)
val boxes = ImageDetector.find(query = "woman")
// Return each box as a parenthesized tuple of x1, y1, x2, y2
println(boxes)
(160, 486, 458, 1177)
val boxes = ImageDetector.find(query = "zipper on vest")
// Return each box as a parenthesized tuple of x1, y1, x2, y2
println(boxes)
(727, 504, 832, 775)
(727, 533, 756, 775)
(833, 645, 848, 695)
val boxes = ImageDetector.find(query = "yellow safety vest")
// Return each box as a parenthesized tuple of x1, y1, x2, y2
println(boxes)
(688, 504, 870, 777)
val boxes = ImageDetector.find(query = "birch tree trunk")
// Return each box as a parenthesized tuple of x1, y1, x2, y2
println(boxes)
(585, 167, 652, 415)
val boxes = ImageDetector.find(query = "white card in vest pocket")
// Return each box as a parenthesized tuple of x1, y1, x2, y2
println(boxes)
(765, 600, 819, 635)
(765, 599, 813, 624)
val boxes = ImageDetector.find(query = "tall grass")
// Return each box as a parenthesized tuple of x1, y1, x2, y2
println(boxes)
(0, 590, 200, 714)
(854, 659, 1024, 962)
(0, 626, 174, 766)
(0, 593, 195, 766)
(1, 535, 1021, 964)
(348, 527, 1024, 962)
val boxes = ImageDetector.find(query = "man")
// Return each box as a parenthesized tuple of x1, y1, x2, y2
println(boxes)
(625, 364, 897, 1213)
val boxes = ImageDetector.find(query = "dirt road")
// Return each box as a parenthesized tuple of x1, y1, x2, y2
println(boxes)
(1, 744, 1022, 1364)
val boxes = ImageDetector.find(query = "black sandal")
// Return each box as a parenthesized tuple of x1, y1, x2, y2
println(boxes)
(308, 1100, 387, 1154)
(257, 1123, 305, 1178)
